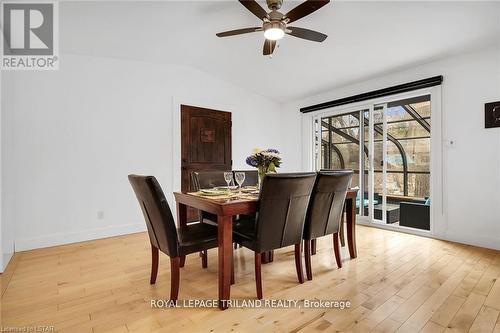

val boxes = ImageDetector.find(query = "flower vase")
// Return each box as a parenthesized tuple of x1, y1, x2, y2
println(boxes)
(257, 167, 266, 190)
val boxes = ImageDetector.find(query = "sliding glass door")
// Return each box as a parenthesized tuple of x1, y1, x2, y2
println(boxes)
(314, 94, 432, 231)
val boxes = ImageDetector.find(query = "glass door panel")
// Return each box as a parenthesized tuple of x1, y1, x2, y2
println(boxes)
(319, 110, 368, 216)
(314, 94, 431, 231)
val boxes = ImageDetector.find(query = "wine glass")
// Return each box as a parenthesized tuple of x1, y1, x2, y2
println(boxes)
(235, 172, 246, 194)
(223, 172, 233, 192)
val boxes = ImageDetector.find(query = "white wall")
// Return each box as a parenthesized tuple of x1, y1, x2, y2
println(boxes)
(1, 69, 16, 272)
(1, 54, 281, 253)
(0, 70, 3, 271)
(280, 46, 500, 250)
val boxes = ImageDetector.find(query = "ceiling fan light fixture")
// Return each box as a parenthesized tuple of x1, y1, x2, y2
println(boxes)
(263, 22, 285, 40)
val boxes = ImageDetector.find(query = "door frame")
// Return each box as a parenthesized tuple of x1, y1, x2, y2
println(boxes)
(310, 86, 443, 238)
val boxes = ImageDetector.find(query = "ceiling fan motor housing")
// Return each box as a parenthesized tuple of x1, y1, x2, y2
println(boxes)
(266, 0, 283, 10)
(264, 21, 285, 32)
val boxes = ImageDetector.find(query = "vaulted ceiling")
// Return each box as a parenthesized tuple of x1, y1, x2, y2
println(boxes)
(61, 1, 500, 102)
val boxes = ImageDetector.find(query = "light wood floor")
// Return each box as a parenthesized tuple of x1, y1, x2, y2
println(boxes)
(1, 226, 500, 333)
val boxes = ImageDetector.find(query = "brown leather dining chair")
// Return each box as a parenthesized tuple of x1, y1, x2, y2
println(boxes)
(232, 170, 258, 187)
(232, 173, 316, 299)
(128, 175, 218, 302)
(303, 170, 353, 280)
(192, 170, 233, 226)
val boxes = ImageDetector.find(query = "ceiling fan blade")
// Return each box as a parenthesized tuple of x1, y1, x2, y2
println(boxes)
(216, 27, 262, 37)
(239, 0, 269, 20)
(284, 0, 330, 23)
(287, 26, 327, 42)
(263, 39, 276, 56)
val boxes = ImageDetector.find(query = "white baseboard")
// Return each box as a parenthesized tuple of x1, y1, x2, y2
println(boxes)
(14, 223, 147, 252)
(442, 231, 500, 251)
(358, 221, 500, 252)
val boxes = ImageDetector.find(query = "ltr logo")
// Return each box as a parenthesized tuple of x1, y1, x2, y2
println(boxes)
(3, 3, 54, 56)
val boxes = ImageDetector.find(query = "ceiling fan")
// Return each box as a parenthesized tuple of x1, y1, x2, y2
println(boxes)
(216, 0, 330, 56)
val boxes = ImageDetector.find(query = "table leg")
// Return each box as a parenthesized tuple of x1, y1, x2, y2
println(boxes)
(177, 202, 187, 227)
(217, 215, 232, 310)
(346, 197, 357, 259)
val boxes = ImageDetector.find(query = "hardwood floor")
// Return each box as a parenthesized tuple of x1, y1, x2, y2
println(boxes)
(1, 226, 500, 333)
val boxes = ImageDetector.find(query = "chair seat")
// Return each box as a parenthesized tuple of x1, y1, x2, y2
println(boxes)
(178, 223, 218, 256)
(233, 216, 258, 251)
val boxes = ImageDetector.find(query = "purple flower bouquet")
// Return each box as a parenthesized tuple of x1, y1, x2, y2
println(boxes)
(246, 148, 282, 187)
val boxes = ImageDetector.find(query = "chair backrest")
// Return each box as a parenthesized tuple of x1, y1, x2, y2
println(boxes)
(128, 175, 179, 257)
(255, 173, 316, 252)
(192, 170, 232, 190)
(303, 170, 353, 240)
(233, 170, 258, 187)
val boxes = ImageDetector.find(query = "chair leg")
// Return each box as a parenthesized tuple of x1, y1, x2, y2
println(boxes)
(339, 208, 346, 247)
(180, 255, 186, 268)
(150, 244, 159, 284)
(234, 242, 238, 250)
(170, 257, 181, 302)
(255, 252, 263, 299)
(294, 243, 305, 284)
(304, 240, 313, 281)
(311, 239, 317, 255)
(201, 250, 208, 269)
(333, 233, 342, 268)
(261, 251, 269, 264)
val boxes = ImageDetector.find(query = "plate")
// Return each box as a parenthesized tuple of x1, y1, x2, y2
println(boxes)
(214, 186, 238, 190)
(199, 189, 229, 196)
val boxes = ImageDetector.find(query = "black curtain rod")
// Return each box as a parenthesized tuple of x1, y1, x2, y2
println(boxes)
(300, 75, 443, 114)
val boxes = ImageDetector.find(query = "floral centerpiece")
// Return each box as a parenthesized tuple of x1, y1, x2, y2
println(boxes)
(245, 148, 282, 188)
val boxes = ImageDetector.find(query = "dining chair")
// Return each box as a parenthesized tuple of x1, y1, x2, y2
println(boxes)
(233, 173, 316, 299)
(192, 170, 233, 226)
(128, 174, 219, 302)
(303, 170, 353, 280)
(232, 170, 258, 187)
(192, 170, 233, 190)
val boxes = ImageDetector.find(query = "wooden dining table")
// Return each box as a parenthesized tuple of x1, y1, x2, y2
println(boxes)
(173, 188, 359, 310)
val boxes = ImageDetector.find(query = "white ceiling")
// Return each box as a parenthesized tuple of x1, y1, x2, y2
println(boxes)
(61, 1, 500, 103)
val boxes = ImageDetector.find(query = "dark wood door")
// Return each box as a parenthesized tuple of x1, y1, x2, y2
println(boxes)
(181, 105, 232, 220)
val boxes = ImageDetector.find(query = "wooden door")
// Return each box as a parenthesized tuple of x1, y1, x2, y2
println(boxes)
(181, 105, 232, 220)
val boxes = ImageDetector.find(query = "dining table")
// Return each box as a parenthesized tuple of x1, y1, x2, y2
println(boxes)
(173, 188, 359, 310)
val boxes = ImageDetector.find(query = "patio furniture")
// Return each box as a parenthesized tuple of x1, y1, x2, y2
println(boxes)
(399, 202, 430, 230)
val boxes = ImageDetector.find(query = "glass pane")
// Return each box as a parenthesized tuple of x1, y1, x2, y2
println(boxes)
(386, 173, 404, 196)
(410, 101, 431, 118)
(407, 173, 430, 198)
(387, 141, 404, 171)
(336, 143, 360, 170)
(330, 113, 359, 128)
(400, 138, 431, 172)
(387, 120, 430, 139)
(384, 106, 414, 122)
